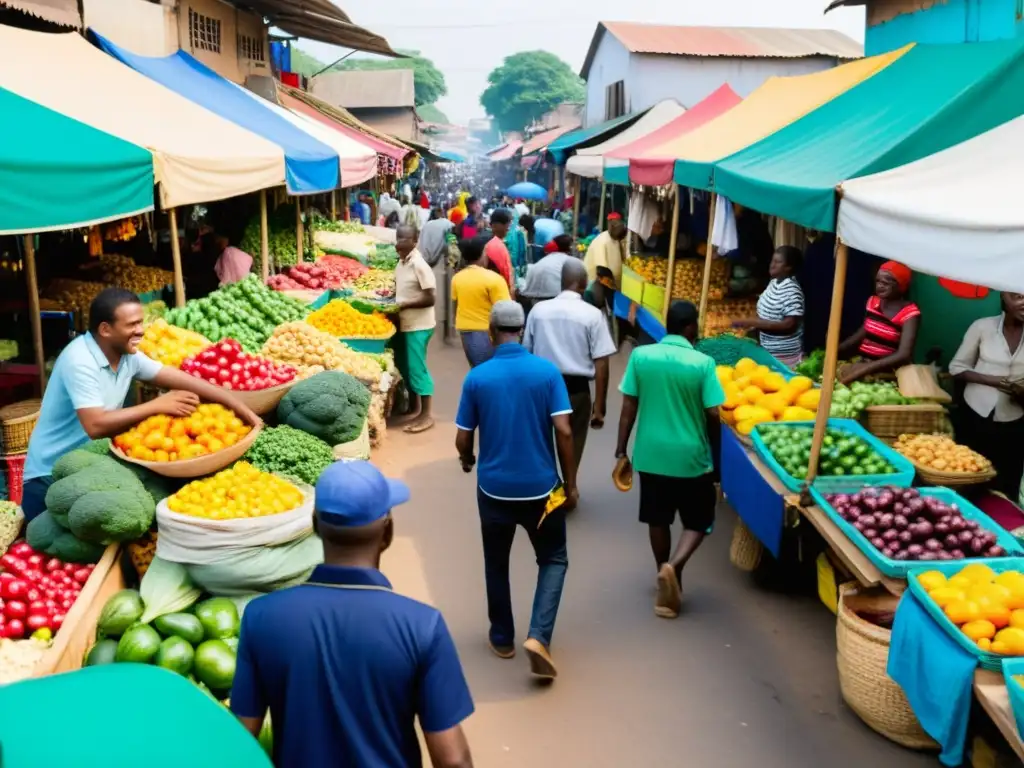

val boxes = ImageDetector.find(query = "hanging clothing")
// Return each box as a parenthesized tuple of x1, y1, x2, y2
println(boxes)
(711, 195, 739, 256)
(627, 193, 659, 242)
(214, 246, 253, 286)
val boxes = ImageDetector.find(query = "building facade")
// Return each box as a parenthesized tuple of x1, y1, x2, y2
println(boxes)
(311, 69, 420, 143)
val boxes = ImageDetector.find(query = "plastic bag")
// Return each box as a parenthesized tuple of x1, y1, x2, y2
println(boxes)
(186, 534, 323, 596)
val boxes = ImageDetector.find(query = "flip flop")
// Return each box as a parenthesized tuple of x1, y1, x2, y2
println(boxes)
(655, 564, 681, 619)
(403, 419, 435, 434)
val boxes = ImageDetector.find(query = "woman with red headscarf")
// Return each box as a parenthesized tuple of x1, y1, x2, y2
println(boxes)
(838, 261, 921, 385)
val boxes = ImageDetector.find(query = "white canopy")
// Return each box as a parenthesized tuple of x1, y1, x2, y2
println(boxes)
(565, 100, 686, 179)
(838, 115, 1024, 293)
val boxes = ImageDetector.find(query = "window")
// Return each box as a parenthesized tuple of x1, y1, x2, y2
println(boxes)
(238, 34, 265, 62)
(605, 81, 626, 120)
(188, 8, 221, 53)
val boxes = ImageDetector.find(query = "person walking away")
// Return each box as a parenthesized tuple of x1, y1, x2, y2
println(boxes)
(232, 461, 474, 768)
(525, 259, 615, 476)
(418, 216, 454, 268)
(21, 288, 258, 521)
(583, 214, 627, 290)
(485, 209, 515, 295)
(399, 195, 420, 231)
(520, 237, 575, 314)
(731, 246, 805, 367)
(394, 225, 437, 433)
(615, 301, 724, 619)
(455, 301, 576, 679)
(212, 234, 253, 287)
(451, 236, 510, 367)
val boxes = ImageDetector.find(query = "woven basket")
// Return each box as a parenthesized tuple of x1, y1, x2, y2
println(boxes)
(911, 460, 997, 488)
(729, 519, 763, 572)
(0, 399, 40, 455)
(836, 583, 938, 751)
(111, 421, 263, 478)
(230, 379, 299, 416)
(862, 404, 947, 442)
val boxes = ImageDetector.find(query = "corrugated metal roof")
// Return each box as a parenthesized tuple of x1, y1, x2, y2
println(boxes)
(521, 123, 581, 156)
(311, 70, 416, 109)
(487, 140, 523, 162)
(581, 22, 863, 79)
(241, 0, 400, 58)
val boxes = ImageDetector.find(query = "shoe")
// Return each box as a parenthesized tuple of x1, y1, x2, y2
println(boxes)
(523, 638, 557, 679)
(655, 563, 682, 619)
(489, 639, 515, 659)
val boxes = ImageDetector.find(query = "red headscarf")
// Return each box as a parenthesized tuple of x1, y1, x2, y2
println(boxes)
(879, 261, 912, 293)
(544, 240, 560, 254)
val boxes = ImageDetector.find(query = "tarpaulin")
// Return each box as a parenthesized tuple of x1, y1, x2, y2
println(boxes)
(548, 110, 645, 165)
(715, 38, 1024, 232)
(278, 90, 408, 164)
(92, 30, 338, 194)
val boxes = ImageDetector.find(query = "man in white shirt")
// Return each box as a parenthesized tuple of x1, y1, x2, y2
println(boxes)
(394, 225, 438, 433)
(524, 259, 617, 473)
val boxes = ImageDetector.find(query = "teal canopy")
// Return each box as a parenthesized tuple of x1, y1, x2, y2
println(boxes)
(548, 110, 645, 165)
(713, 38, 1024, 232)
(0, 85, 153, 234)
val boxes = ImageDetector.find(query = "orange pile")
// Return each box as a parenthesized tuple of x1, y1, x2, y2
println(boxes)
(919, 565, 1024, 654)
(306, 300, 393, 339)
(114, 404, 251, 462)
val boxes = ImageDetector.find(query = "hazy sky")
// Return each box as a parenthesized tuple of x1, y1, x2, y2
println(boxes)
(296, 0, 866, 124)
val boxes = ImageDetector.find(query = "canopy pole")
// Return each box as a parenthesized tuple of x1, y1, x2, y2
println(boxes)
(597, 182, 607, 232)
(662, 186, 681, 321)
(571, 175, 581, 239)
(168, 208, 185, 308)
(331, 189, 337, 222)
(295, 198, 303, 264)
(259, 189, 270, 282)
(697, 194, 719, 334)
(23, 235, 46, 393)
(806, 241, 849, 485)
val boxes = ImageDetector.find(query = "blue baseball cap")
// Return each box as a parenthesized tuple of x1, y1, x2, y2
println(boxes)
(315, 461, 410, 527)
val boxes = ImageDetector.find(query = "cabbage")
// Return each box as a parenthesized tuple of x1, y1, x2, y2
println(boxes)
(139, 556, 201, 624)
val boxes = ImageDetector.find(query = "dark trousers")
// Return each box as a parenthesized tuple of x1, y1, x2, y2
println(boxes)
(957, 407, 1024, 498)
(567, 386, 591, 469)
(477, 488, 568, 648)
(21, 476, 52, 522)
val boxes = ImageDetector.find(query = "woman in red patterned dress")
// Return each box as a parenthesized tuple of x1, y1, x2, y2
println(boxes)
(838, 261, 921, 385)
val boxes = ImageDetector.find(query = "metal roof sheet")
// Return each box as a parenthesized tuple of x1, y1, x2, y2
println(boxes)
(311, 69, 415, 109)
(521, 123, 581, 156)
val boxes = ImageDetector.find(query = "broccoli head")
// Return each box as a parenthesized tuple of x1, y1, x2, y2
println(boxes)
(52, 449, 107, 481)
(45, 458, 146, 526)
(68, 486, 156, 544)
(277, 371, 371, 445)
(26, 511, 67, 552)
(25, 512, 104, 564)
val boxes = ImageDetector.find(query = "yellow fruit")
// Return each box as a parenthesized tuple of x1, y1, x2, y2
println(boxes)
(944, 600, 982, 625)
(962, 620, 997, 642)
(928, 587, 966, 608)
(788, 376, 814, 394)
(742, 385, 764, 404)
(994, 571, 1024, 609)
(715, 365, 734, 385)
(985, 604, 1013, 630)
(1010, 609, 1024, 629)
(795, 389, 821, 411)
(992, 627, 1024, 655)
(733, 375, 752, 390)
(719, 407, 736, 426)
(734, 405, 757, 423)
(781, 406, 816, 422)
(761, 372, 786, 393)
(735, 419, 759, 436)
(734, 358, 756, 375)
(948, 574, 973, 592)
(978, 638, 992, 651)
(757, 393, 789, 418)
(723, 383, 743, 409)
(960, 563, 997, 585)
(917, 570, 948, 593)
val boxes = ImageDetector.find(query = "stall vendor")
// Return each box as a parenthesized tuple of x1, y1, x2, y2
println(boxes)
(21, 288, 259, 521)
(583, 214, 628, 290)
(732, 246, 805, 368)
(837, 261, 921, 385)
(949, 291, 1024, 497)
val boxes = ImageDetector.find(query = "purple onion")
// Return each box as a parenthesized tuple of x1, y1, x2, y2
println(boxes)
(882, 529, 900, 543)
(898, 530, 914, 544)
(915, 521, 934, 539)
(853, 521, 866, 533)
(863, 529, 878, 540)
(878, 513, 895, 529)
(951, 549, 966, 560)
(859, 514, 878, 528)
(850, 492, 863, 505)
(863, 497, 880, 512)
(893, 514, 909, 530)
(944, 534, 961, 549)
(871, 537, 886, 550)
(970, 538, 987, 554)
(958, 530, 974, 544)
(832, 494, 850, 508)
(907, 544, 924, 557)
(987, 545, 1006, 558)
(937, 551, 953, 561)
(918, 552, 937, 561)
(924, 538, 943, 552)
(907, 498, 926, 514)
(878, 491, 895, 509)
(950, 517, 966, 532)
(934, 522, 951, 536)
(893, 551, 910, 561)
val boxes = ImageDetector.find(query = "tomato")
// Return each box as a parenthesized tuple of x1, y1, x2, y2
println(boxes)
(25, 588, 40, 602)
(2, 579, 28, 600)
(73, 569, 91, 584)
(9, 542, 33, 558)
(62, 563, 76, 575)
(0, 572, 14, 584)
(4, 619, 24, 638)
(27, 600, 47, 616)
(26, 614, 49, 632)
(1, 554, 26, 576)
(26, 554, 43, 568)
(44, 558, 63, 573)
(5, 600, 27, 619)
(50, 614, 64, 631)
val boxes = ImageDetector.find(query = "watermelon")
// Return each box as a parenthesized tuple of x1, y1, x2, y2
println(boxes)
(194, 639, 236, 691)
(153, 613, 204, 645)
(115, 624, 162, 663)
(84, 639, 119, 666)
(97, 589, 145, 638)
(194, 598, 239, 640)
(154, 636, 195, 676)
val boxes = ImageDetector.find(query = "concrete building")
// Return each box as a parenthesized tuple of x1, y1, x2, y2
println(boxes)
(311, 69, 420, 143)
(579, 21, 862, 128)
(826, 0, 1024, 53)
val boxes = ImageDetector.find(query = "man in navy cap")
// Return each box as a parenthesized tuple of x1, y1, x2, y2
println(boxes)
(231, 461, 475, 768)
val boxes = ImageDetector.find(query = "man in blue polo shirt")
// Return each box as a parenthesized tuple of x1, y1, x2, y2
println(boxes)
(231, 461, 475, 768)
(455, 301, 576, 680)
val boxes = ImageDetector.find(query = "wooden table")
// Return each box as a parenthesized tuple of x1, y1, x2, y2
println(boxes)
(974, 669, 1024, 762)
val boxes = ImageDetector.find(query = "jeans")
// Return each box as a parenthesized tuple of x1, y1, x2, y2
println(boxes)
(477, 488, 568, 648)
(460, 331, 494, 368)
(21, 476, 53, 522)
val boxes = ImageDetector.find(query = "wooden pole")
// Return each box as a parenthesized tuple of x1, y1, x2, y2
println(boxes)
(597, 181, 607, 232)
(168, 208, 185, 308)
(331, 189, 337, 222)
(697, 194, 719, 334)
(806, 241, 849, 485)
(662, 186, 681, 321)
(571, 175, 581, 239)
(295, 197, 303, 263)
(259, 189, 270, 281)
(23, 235, 46, 393)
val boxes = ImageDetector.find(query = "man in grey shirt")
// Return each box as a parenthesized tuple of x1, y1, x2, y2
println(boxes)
(418, 217, 454, 268)
(524, 260, 617, 475)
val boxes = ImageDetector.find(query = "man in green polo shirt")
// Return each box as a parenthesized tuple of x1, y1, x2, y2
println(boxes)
(615, 301, 724, 619)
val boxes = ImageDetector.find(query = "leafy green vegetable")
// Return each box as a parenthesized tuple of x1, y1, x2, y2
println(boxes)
(794, 348, 826, 381)
(369, 244, 399, 270)
(244, 425, 334, 485)
(277, 370, 371, 445)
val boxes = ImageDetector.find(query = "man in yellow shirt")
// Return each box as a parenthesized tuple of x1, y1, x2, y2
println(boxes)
(583, 214, 628, 290)
(451, 235, 511, 367)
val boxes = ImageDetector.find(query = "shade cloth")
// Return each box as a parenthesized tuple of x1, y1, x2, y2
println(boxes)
(92, 30, 338, 194)
(715, 38, 1024, 232)
(0, 85, 153, 234)
(548, 110, 645, 165)
(566, 99, 687, 180)
(0, 26, 284, 209)
(838, 114, 1024, 293)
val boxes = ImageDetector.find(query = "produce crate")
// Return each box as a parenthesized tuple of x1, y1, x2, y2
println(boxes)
(810, 485, 1023, 578)
(1002, 657, 1024, 741)
(308, 290, 332, 310)
(620, 265, 644, 305)
(907, 560, 1024, 671)
(695, 336, 796, 380)
(862, 403, 947, 442)
(32, 544, 125, 678)
(751, 418, 915, 494)
(641, 281, 666, 316)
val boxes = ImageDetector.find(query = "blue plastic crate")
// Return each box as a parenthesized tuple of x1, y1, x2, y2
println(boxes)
(308, 290, 331, 310)
(810, 485, 1024, 578)
(1003, 657, 1024, 740)
(339, 337, 390, 353)
(751, 418, 916, 493)
(907, 560, 1024, 671)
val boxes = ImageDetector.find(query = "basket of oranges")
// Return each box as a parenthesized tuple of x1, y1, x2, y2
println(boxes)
(110, 403, 262, 478)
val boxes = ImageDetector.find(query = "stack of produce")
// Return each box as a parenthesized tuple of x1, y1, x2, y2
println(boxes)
(143, 300, 167, 325)
(757, 424, 897, 481)
(370, 244, 399, 271)
(829, 381, 917, 420)
(717, 358, 819, 433)
(823, 487, 1009, 562)
(87, 589, 240, 700)
(166, 462, 303, 519)
(181, 339, 297, 391)
(794, 349, 825, 381)
(307, 299, 393, 339)
(26, 450, 157, 563)
(310, 214, 365, 235)
(703, 298, 759, 337)
(244, 426, 334, 485)
(277, 371, 371, 448)
(261, 321, 383, 380)
(99, 254, 173, 294)
(240, 205, 304, 268)
(164, 275, 308, 352)
(40, 279, 106, 319)
(0, 500, 23, 557)
(625, 255, 729, 301)
(915, 564, 1024, 653)
(266, 258, 368, 292)
(0, 540, 95, 639)
(139, 319, 210, 367)
(894, 434, 993, 474)
(352, 269, 396, 300)
(114, 404, 251, 462)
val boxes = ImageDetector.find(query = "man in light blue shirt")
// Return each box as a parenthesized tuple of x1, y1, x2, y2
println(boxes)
(22, 288, 258, 521)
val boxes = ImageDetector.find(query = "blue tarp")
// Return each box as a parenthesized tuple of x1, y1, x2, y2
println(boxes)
(91, 31, 339, 194)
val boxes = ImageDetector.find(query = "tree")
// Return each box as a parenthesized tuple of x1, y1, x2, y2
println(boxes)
(337, 50, 447, 108)
(481, 51, 586, 133)
(417, 104, 450, 124)
(290, 48, 327, 78)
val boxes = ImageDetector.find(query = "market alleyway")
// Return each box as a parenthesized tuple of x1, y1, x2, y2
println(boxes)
(373, 332, 935, 768)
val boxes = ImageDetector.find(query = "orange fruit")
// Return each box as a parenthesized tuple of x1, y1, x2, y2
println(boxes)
(1010, 609, 1024, 630)
(945, 600, 982, 625)
(928, 587, 966, 609)
(918, 571, 948, 593)
(962, 619, 997, 642)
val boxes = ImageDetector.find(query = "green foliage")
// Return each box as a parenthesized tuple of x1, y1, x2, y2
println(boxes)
(418, 103, 449, 124)
(337, 50, 447, 107)
(244, 425, 335, 485)
(481, 51, 585, 133)
(289, 47, 327, 78)
(277, 371, 371, 445)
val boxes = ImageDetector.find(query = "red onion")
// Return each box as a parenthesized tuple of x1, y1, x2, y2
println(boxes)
(987, 545, 1006, 558)
(878, 513, 895, 529)
(950, 549, 966, 559)
(892, 515, 909, 530)
(924, 538, 942, 552)
(863, 529, 878, 540)
(918, 552, 937, 561)
(871, 537, 886, 550)
(944, 534, 961, 549)
(882, 529, 900, 543)
(898, 531, 914, 544)
(937, 551, 953, 561)
(907, 544, 924, 557)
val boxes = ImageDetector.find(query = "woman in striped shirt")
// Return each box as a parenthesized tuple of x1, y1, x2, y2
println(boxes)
(838, 261, 921, 385)
(732, 246, 805, 367)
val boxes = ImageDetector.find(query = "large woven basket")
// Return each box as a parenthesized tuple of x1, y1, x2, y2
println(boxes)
(111, 421, 262, 478)
(862, 403, 947, 442)
(0, 399, 40, 455)
(911, 460, 997, 489)
(729, 519, 763, 572)
(836, 583, 938, 751)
